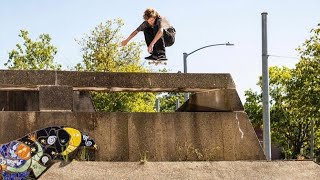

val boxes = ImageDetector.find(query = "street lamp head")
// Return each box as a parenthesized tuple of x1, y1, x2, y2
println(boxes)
(226, 42, 234, 46)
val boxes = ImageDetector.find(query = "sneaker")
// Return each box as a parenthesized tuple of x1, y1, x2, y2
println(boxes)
(145, 54, 158, 60)
(158, 54, 167, 61)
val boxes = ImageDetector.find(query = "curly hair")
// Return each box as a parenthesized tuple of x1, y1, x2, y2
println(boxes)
(143, 8, 159, 20)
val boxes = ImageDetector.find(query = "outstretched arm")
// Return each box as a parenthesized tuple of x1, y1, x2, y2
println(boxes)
(121, 30, 139, 46)
(148, 28, 163, 53)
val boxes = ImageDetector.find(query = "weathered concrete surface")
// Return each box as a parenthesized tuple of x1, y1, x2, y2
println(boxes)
(0, 91, 39, 111)
(39, 86, 73, 111)
(177, 89, 244, 112)
(0, 91, 95, 111)
(0, 112, 264, 161)
(0, 70, 55, 90)
(73, 91, 96, 112)
(0, 70, 235, 92)
(40, 161, 320, 180)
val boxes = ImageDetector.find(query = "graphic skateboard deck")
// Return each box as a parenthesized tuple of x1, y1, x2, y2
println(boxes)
(0, 126, 97, 179)
(147, 59, 167, 66)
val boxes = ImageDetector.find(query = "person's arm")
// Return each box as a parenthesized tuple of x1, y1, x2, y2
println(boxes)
(148, 28, 163, 53)
(121, 30, 139, 46)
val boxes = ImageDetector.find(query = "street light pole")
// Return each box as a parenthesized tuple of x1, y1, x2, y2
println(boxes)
(183, 52, 189, 100)
(183, 52, 188, 73)
(183, 42, 234, 102)
(261, 12, 271, 161)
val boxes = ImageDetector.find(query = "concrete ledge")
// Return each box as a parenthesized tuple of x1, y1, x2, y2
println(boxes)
(0, 70, 235, 92)
(40, 161, 320, 180)
(0, 70, 55, 89)
(0, 112, 264, 161)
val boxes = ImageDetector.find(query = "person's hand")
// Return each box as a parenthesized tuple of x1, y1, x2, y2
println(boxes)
(148, 43, 154, 53)
(121, 40, 128, 46)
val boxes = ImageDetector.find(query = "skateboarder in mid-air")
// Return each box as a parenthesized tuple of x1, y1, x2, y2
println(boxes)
(121, 8, 176, 61)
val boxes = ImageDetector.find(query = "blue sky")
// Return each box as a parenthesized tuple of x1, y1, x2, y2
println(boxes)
(1, 0, 319, 101)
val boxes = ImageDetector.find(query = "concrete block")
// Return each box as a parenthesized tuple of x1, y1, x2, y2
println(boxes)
(39, 86, 73, 111)
(0, 70, 55, 89)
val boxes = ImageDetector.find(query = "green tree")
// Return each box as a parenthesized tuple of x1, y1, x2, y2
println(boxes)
(244, 89, 262, 129)
(158, 93, 184, 112)
(244, 67, 297, 158)
(76, 19, 156, 112)
(244, 23, 320, 159)
(291, 23, 320, 158)
(5, 30, 61, 70)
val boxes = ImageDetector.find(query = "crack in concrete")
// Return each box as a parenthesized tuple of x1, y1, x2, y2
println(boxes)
(236, 112, 244, 139)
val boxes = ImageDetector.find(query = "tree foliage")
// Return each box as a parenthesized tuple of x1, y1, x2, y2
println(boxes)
(158, 93, 185, 112)
(292, 23, 320, 158)
(5, 30, 61, 70)
(244, 23, 320, 159)
(76, 19, 156, 112)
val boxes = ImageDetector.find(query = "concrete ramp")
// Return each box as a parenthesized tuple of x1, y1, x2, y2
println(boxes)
(40, 161, 320, 180)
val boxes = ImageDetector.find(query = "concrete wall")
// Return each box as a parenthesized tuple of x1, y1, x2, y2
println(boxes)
(0, 70, 265, 163)
(0, 112, 265, 161)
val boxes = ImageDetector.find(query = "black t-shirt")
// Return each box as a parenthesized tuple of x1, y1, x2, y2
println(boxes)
(136, 16, 170, 32)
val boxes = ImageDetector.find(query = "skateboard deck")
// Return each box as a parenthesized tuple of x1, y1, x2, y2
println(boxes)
(147, 59, 167, 66)
(0, 126, 97, 179)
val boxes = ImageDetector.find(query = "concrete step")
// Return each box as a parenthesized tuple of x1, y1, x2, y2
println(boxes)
(0, 112, 264, 161)
(40, 161, 320, 180)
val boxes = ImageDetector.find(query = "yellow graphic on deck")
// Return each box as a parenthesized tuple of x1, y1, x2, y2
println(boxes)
(61, 128, 82, 155)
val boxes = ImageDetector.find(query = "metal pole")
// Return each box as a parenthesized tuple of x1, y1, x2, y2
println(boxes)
(175, 99, 180, 110)
(156, 98, 160, 112)
(183, 53, 188, 73)
(183, 53, 189, 102)
(311, 118, 314, 160)
(262, 12, 271, 161)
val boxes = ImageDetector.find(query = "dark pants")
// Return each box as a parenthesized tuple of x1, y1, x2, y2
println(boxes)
(144, 27, 175, 55)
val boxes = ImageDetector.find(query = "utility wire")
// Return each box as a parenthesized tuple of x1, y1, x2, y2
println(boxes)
(268, 54, 299, 60)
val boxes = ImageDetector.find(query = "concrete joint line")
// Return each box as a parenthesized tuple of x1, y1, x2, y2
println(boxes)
(55, 71, 58, 85)
(40, 110, 72, 112)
